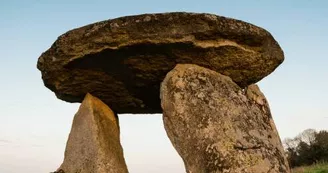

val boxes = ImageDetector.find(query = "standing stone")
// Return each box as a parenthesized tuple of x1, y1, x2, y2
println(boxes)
(56, 93, 128, 173)
(160, 64, 290, 173)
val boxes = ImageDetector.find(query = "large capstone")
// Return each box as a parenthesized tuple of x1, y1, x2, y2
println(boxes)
(37, 12, 284, 113)
(57, 93, 128, 173)
(160, 64, 290, 173)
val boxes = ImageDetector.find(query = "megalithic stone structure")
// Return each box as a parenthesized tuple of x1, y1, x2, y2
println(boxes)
(56, 93, 129, 173)
(160, 64, 290, 173)
(37, 12, 290, 173)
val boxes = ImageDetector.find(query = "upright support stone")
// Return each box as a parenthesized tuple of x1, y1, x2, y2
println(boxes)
(160, 64, 290, 173)
(57, 93, 129, 173)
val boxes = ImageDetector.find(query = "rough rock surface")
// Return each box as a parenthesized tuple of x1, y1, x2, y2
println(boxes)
(57, 93, 128, 173)
(160, 64, 290, 173)
(37, 12, 284, 113)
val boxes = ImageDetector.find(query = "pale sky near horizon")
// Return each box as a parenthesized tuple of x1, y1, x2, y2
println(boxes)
(1, 0, 328, 172)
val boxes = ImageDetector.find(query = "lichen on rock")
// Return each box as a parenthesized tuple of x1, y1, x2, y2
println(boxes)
(57, 93, 128, 173)
(160, 64, 290, 173)
(37, 12, 284, 114)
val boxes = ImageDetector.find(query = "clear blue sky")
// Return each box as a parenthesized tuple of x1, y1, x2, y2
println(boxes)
(1, 0, 327, 172)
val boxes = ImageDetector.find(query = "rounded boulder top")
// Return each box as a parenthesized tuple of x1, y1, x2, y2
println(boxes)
(37, 12, 284, 114)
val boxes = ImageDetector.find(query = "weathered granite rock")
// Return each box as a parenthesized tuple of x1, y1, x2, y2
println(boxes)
(160, 64, 290, 173)
(57, 93, 128, 173)
(37, 12, 284, 113)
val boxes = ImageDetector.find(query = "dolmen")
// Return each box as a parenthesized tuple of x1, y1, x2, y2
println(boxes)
(37, 12, 290, 173)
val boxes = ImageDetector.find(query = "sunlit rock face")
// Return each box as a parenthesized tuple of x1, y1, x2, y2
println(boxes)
(37, 12, 284, 114)
(160, 64, 290, 173)
(57, 94, 128, 173)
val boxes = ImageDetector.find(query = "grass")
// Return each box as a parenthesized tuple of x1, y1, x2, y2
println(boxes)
(291, 163, 328, 173)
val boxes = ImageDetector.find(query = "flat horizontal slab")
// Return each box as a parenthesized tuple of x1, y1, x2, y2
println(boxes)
(37, 12, 284, 113)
